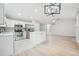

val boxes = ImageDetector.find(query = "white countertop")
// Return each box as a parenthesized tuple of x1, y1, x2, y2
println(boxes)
(0, 32, 14, 36)
(0, 31, 45, 36)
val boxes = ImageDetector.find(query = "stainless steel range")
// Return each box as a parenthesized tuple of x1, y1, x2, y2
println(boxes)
(14, 24, 23, 41)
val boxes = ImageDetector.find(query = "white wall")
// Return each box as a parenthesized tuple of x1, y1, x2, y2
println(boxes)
(76, 12, 79, 26)
(32, 21, 40, 31)
(76, 13, 79, 43)
(50, 18, 75, 36)
(49, 3, 78, 36)
(40, 23, 46, 31)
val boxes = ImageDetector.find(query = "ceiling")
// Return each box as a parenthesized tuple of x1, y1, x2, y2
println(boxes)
(5, 3, 79, 24)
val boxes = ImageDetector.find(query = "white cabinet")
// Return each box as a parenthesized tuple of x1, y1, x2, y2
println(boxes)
(0, 4, 4, 25)
(6, 18, 33, 27)
(30, 32, 46, 45)
(0, 35, 14, 56)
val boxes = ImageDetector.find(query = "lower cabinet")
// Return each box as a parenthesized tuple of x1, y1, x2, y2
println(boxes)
(30, 32, 46, 45)
(0, 35, 14, 56)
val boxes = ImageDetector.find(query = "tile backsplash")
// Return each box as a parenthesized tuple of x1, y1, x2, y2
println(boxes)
(5, 27, 26, 32)
(0, 27, 5, 33)
(5, 27, 14, 32)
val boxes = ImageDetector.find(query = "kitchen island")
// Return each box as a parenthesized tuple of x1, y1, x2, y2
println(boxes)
(15, 31, 46, 54)
(0, 31, 46, 55)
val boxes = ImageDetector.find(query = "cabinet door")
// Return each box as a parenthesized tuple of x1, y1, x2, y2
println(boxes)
(0, 36, 6, 56)
(5, 35, 14, 56)
(0, 4, 4, 25)
(0, 35, 13, 56)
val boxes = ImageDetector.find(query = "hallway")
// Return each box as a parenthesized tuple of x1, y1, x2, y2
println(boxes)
(16, 35, 79, 56)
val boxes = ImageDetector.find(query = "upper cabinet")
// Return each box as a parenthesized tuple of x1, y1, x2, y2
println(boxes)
(5, 18, 33, 27)
(0, 4, 4, 25)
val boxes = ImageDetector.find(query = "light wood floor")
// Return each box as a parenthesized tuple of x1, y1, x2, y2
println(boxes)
(16, 35, 79, 56)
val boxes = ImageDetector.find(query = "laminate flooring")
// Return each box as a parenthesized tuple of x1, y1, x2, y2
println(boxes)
(16, 35, 79, 56)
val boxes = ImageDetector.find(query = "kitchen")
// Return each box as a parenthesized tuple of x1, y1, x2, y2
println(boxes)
(0, 3, 46, 56)
(1, 3, 79, 56)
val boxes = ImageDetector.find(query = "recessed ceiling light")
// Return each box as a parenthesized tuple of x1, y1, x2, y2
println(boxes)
(34, 9, 38, 12)
(40, 13, 42, 15)
(18, 13, 22, 16)
(29, 16, 33, 19)
(52, 20, 56, 23)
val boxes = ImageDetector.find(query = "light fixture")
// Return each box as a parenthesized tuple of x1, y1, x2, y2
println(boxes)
(44, 3, 61, 16)
(18, 13, 22, 16)
(52, 19, 56, 23)
(29, 16, 33, 19)
(34, 9, 38, 13)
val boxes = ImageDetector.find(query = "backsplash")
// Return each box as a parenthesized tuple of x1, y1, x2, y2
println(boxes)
(5, 27, 14, 32)
(0, 27, 5, 33)
(4, 27, 31, 32)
